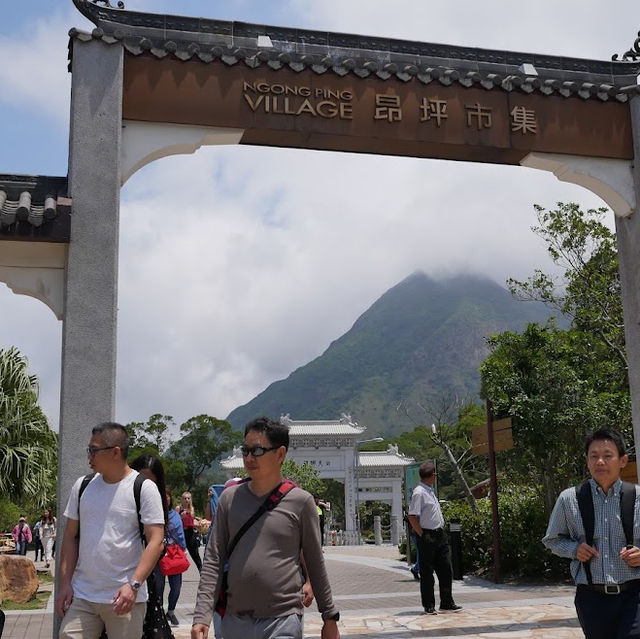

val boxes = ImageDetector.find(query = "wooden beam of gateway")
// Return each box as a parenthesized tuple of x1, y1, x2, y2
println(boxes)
(122, 58, 633, 165)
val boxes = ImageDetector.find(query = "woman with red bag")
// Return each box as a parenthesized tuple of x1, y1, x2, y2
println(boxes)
(161, 489, 187, 626)
(131, 454, 187, 627)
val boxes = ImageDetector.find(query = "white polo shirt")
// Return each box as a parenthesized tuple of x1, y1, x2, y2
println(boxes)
(408, 482, 445, 530)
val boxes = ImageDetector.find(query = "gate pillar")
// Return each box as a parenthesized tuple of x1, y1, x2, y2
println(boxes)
(616, 96, 640, 468)
(56, 36, 123, 605)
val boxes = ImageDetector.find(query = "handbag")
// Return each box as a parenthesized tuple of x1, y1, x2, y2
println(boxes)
(214, 479, 296, 617)
(159, 543, 190, 576)
(142, 574, 174, 639)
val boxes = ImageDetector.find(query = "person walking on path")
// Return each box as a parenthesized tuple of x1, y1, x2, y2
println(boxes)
(408, 461, 462, 615)
(178, 491, 203, 573)
(543, 428, 640, 639)
(12, 517, 31, 556)
(33, 516, 45, 562)
(191, 416, 340, 639)
(55, 422, 165, 639)
(41, 508, 57, 568)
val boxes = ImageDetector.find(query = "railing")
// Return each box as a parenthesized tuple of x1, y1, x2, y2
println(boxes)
(325, 516, 404, 546)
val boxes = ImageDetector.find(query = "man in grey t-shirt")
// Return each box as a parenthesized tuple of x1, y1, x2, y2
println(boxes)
(191, 416, 340, 639)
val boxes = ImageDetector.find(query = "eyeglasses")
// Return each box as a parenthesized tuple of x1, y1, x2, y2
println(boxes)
(86, 445, 116, 457)
(240, 445, 280, 457)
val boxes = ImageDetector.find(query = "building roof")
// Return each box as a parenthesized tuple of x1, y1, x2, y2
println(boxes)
(220, 443, 414, 469)
(0, 175, 70, 241)
(359, 445, 414, 467)
(71, 1, 640, 103)
(281, 414, 367, 437)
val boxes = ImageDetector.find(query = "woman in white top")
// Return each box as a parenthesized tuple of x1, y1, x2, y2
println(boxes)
(41, 507, 56, 568)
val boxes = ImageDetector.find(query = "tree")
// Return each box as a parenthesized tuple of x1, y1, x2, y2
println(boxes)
(395, 397, 486, 512)
(483, 202, 632, 512)
(0, 347, 58, 506)
(480, 321, 629, 514)
(127, 413, 175, 454)
(281, 459, 325, 495)
(167, 415, 242, 491)
(508, 203, 626, 378)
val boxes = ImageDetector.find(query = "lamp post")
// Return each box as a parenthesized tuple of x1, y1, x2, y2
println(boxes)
(354, 437, 384, 545)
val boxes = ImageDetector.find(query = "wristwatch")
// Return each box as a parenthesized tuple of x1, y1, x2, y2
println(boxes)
(129, 580, 142, 592)
(324, 612, 340, 622)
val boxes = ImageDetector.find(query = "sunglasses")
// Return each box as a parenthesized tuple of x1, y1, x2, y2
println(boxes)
(86, 445, 116, 457)
(240, 445, 280, 457)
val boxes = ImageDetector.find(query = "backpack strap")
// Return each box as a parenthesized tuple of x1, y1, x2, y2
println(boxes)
(133, 472, 146, 544)
(75, 473, 96, 539)
(620, 481, 636, 548)
(576, 481, 594, 585)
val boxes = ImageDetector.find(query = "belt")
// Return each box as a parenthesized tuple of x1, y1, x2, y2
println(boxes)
(422, 528, 443, 535)
(578, 580, 640, 595)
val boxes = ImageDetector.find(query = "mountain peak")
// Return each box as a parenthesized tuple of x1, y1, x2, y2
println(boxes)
(227, 272, 551, 435)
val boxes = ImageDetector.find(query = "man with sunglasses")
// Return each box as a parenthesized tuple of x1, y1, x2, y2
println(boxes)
(55, 422, 165, 639)
(192, 416, 340, 639)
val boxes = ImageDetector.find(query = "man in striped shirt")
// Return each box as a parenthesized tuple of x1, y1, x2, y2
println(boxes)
(543, 428, 640, 639)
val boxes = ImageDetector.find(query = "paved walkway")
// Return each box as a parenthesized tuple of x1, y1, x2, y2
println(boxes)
(1, 545, 583, 638)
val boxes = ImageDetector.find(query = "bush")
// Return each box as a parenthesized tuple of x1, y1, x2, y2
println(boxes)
(442, 484, 567, 581)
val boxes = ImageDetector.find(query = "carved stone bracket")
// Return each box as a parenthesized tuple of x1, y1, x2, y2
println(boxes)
(521, 152, 635, 218)
(121, 121, 244, 184)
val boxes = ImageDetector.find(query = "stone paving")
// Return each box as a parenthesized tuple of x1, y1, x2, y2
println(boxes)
(1, 545, 585, 638)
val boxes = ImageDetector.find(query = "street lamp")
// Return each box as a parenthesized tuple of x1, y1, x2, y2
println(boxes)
(354, 437, 384, 545)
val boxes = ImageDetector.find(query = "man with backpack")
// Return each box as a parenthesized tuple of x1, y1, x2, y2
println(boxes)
(55, 422, 165, 639)
(543, 428, 640, 639)
(191, 416, 340, 639)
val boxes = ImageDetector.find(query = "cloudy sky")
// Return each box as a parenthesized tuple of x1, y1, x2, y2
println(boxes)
(1, 0, 638, 434)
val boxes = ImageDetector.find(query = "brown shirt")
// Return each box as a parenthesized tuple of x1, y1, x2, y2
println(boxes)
(193, 481, 338, 624)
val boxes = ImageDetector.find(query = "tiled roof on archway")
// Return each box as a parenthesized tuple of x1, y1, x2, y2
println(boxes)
(0, 175, 70, 240)
(71, 0, 640, 103)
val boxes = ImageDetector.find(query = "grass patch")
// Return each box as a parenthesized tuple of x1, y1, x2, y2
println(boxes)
(1, 591, 50, 610)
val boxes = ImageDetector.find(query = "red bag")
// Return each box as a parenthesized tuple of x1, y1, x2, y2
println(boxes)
(159, 544, 190, 576)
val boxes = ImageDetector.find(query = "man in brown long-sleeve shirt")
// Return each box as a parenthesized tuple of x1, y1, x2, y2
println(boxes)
(191, 416, 340, 639)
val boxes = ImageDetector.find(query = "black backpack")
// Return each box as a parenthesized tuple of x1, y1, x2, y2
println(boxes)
(576, 480, 636, 585)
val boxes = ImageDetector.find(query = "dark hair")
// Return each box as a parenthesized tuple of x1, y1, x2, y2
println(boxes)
(585, 428, 626, 457)
(44, 508, 55, 524)
(166, 488, 174, 510)
(92, 422, 129, 459)
(130, 453, 168, 524)
(419, 461, 436, 479)
(244, 416, 289, 450)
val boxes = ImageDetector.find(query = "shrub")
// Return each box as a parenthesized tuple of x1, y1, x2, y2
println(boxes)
(442, 484, 567, 581)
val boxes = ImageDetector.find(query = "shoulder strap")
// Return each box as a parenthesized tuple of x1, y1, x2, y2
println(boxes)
(227, 480, 297, 557)
(620, 481, 636, 547)
(133, 473, 146, 544)
(576, 481, 594, 585)
(77, 473, 96, 518)
(76, 473, 96, 539)
(576, 481, 594, 545)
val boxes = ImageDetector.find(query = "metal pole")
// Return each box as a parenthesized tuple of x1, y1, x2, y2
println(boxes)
(355, 445, 361, 545)
(485, 399, 501, 582)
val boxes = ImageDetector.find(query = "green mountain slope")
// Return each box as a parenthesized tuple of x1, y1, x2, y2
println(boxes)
(226, 272, 554, 436)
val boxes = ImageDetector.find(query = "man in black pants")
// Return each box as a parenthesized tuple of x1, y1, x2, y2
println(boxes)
(408, 461, 462, 615)
(543, 428, 640, 639)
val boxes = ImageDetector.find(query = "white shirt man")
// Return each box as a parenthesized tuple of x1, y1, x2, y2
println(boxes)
(56, 422, 165, 639)
(408, 461, 462, 615)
